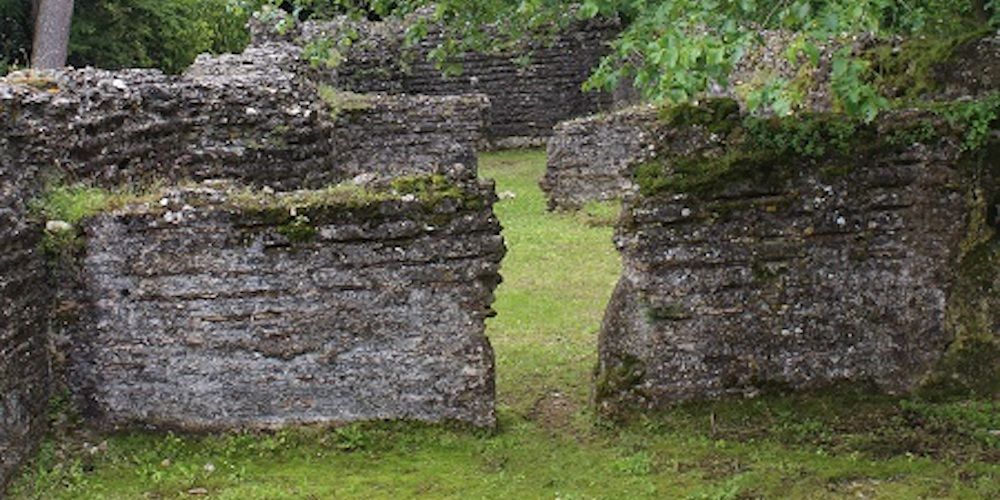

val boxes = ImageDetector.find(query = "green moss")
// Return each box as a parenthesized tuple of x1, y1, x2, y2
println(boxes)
(924, 93, 1000, 152)
(32, 184, 112, 225)
(5, 70, 60, 92)
(390, 174, 463, 202)
(277, 214, 319, 243)
(594, 353, 647, 415)
(658, 98, 741, 135)
(743, 113, 865, 159)
(30, 183, 134, 256)
(751, 261, 784, 284)
(317, 84, 372, 120)
(634, 98, 999, 200)
(865, 29, 994, 102)
(922, 141, 1000, 399)
(646, 303, 691, 322)
(635, 149, 789, 199)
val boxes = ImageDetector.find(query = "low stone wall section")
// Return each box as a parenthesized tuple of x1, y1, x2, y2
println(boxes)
(1, 43, 488, 190)
(544, 34, 999, 211)
(0, 89, 56, 489)
(542, 105, 661, 210)
(597, 108, 1000, 413)
(69, 178, 504, 429)
(259, 15, 618, 146)
(0, 40, 498, 490)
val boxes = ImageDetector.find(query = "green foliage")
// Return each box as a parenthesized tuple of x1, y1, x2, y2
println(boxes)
(580, 0, 993, 118)
(245, 1, 995, 119)
(931, 92, 1000, 151)
(31, 184, 111, 225)
(69, 0, 252, 74)
(302, 37, 343, 69)
(6, 0, 252, 74)
(0, 0, 32, 75)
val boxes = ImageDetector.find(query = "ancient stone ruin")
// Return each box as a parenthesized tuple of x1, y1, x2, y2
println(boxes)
(0, 38, 504, 487)
(596, 102, 1000, 414)
(255, 12, 618, 148)
(68, 178, 503, 430)
(543, 34, 1000, 211)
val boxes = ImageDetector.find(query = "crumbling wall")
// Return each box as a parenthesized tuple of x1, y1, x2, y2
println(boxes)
(0, 87, 58, 489)
(1, 44, 488, 190)
(597, 106, 1000, 413)
(0, 40, 499, 489)
(259, 15, 617, 147)
(542, 105, 662, 210)
(544, 34, 999, 211)
(70, 177, 504, 429)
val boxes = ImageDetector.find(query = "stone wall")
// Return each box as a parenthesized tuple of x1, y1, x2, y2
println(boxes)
(0, 41, 499, 489)
(542, 105, 661, 210)
(258, 15, 617, 147)
(596, 108, 1000, 413)
(69, 178, 504, 429)
(1, 43, 488, 190)
(0, 85, 61, 489)
(543, 34, 999, 211)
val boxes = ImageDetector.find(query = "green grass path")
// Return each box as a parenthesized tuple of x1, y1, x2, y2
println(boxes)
(12, 150, 1000, 499)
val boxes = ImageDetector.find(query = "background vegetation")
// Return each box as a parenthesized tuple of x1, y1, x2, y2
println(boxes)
(0, 0, 253, 74)
(5, 1, 996, 115)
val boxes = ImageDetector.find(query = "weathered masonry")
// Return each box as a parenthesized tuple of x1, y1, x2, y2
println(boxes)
(596, 103, 1000, 413)
(1, 40, 503, 489)
(542, 105, 664, 210)
(544, 34, 1000, 210)
(4, 44, 488, 189)
(255, 13, 618, 147)
(0, 88, 55, 489)
(68, 179, 503, 430)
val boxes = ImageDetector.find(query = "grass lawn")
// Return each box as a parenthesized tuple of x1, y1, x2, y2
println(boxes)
(11, 150, 1000, 499)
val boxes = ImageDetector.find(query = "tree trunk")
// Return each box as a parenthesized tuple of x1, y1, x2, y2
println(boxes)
(972, 0, 990, 22)
(31, 0, 74, 69)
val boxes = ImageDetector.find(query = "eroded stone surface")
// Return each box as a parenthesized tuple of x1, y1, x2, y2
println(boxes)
(0, 43, 488, 190)
(542, 105, 662, 210)
(597, 112, 1000, 413)
(256, 14, 617, 146)
(0, 85, 56, 489)
(66, 178, 504, 429)
(543, 34, 999, 211)
(0, 41, 496, 488)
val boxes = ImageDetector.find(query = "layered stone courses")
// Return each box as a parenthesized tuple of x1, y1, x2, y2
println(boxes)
(544, 34, 1000, 211)
(597, 111, 1000, 413)
(0, 80, 66, 488)
(2, 44, 488, 189)
(542, 105, 662, 210)
(0, 119, 52, 488)
(69, 180, 504, 430)
(1, 39, 503, 490)
(257, 14, 618, 146)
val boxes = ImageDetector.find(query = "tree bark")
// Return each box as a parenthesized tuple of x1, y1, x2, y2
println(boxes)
(31, 0, 74, 69)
